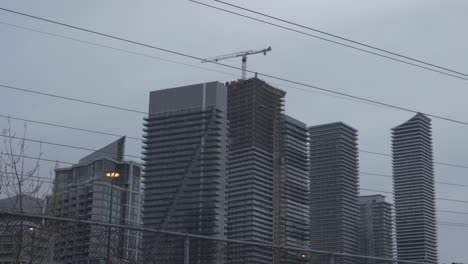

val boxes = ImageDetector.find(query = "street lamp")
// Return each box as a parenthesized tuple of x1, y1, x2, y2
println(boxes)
(105, 171, 120, 264)
(27, 226, 36, 264)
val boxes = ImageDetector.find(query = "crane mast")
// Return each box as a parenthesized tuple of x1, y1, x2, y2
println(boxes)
(202, 46, 272, 79)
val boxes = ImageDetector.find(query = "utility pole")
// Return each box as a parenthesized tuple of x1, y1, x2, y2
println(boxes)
(105, 171, 120, 264)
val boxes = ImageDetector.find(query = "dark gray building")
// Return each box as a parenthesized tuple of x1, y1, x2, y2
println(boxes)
(280, 115, 310, 263)
(358, 195, 393, 263)
(0, 195, 52, 264)
(48, 137, 142, 264)
(142, 82, 228, 263)
(392, 113, 438, 263)
(309, 122, 360, 264)
(226, 78, 285, 264)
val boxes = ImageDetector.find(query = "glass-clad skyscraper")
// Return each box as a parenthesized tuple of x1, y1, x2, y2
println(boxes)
(142, 82, 228, 264)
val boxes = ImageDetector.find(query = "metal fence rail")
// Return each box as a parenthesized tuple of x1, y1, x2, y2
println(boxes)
(0, 211, 426, 264)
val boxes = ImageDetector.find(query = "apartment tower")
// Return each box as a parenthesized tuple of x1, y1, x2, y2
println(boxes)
(358, 195, 393, 263)
(142, 82, 228, 264)
(0, 195, 52, 264)
(392, 113, 438, 263)
(49, 137, 142, 264)
(309, 122, 360, 264)
(280, 115, 310, 264)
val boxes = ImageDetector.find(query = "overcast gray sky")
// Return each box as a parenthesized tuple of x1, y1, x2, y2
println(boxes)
(1, 0, 467, 262)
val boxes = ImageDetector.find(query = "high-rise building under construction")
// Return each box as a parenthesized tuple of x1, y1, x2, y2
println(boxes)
(142, 82, 229, 264)
(226, 78, 285, 264)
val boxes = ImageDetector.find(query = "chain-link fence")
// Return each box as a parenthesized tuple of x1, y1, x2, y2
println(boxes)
(0, 211, 423, 264)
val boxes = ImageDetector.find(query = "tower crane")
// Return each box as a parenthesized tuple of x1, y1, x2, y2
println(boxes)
(201, 46, 272, 80)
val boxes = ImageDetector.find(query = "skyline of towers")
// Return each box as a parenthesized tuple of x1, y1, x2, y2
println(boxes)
(392, 113, 438, 263)
(138, 78, 438, 263)
(309, 122, 361, 264)
(28, 78, 441, 264)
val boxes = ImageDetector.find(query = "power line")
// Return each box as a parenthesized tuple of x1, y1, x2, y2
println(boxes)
(2, 174, 468, 229)
(0, 20, 390, 109)
(1, 171, 54, 183)
(438, 210, 468, 216)
(1, 8, 468, 128)
(5, 140, 468, 190)
(2, 7, 468, 201)
(0, 134, 141, 160)
(6, 21, 407, 116)
(0, 84, 146, 115)
(193, 0, 468, 81)
(360, 187, 468, 205)
(0, 21, 239, 79)
(359, 149, 468, 169)
(437, 197, 468, 205)
(0, 113, 142, 141)
(8, 145, 468, 190)
(4, 132, 468, 206)
(0, 151, 74, 165)
(3, 112, 468, 172)
(4, 131, 468, 204)
(360, 171, 468, 188)
(8, 19, 468, 172)
(438, 221, 468, 228)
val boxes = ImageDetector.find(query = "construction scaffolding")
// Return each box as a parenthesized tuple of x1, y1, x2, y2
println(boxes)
(226, 78, 285, 264)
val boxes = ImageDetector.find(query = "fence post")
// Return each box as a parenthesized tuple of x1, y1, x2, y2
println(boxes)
(329, 253, 335, 264)
(184, 236, 190, 264)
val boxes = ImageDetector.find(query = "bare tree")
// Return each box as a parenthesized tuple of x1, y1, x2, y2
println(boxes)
(0, 118, 46, 264)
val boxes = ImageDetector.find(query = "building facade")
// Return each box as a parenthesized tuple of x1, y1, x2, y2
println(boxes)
(0, 195, 53, 264)
(392, 113, 438, 263)
(309, 122, 360, 264)
(280, 115, 310, 263)
(226, 78, 285, 264)
(48, 137, 142, 264)
(142, 82, 228, 263)
(358, 195, 393, 263)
